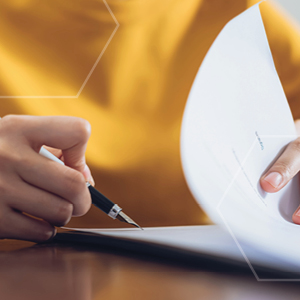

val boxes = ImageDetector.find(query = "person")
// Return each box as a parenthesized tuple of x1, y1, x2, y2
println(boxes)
(1, 0, 300, 242)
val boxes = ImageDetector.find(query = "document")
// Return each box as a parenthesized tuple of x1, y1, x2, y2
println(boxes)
(62, 3, 300, 272)
(181, 2, 300, 266)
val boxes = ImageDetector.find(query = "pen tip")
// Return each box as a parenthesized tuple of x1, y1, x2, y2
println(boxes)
(117, 211, 143, 230)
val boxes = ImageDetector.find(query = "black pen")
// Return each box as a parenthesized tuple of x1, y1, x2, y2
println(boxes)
(39, 147, 142, 229)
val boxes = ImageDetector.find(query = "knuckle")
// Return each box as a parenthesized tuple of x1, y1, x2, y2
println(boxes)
(273, 161, 293, 178)
(0, 116, 18, 152)
(54, 201, 73, 226)
(63, 169, 92, 216)
(72, 118, 91, 142)
(0, 115, 24, 132)
(33, 225, 55, 242)
(63, 170, 91, 216)
(289, 139, 300, 153)
(64, 169, 86, 196)
(1, 114, 17, 127)
(0, 116, 28, 164)
(73, 194, 91, 217)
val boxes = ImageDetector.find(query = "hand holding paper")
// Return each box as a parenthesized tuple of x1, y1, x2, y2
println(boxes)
(260, 119, 300, 224)
(181, 2, 300, 265)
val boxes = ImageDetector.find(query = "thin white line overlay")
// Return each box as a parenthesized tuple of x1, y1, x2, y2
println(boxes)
(217, 134, 300, 281)
(0, 0, 119, 99)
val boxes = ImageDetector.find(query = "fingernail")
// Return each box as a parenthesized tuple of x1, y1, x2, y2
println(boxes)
(296, 208, 300, 217)
(263, 172, 283, 188)
(46, 228, 57, 241)
(83, 164, 95, 186)
(89, 175, 95, 186)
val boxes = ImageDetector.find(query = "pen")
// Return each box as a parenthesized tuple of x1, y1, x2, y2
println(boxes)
(39, 147, 142, 229)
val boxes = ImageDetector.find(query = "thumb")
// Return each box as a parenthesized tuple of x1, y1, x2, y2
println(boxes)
(260, 139, 300, 193)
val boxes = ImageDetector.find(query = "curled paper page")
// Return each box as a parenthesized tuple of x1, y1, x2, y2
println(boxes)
(181, 3, 300, 265)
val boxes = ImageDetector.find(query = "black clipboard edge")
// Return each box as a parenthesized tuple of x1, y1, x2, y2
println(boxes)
(53, 231, 300, 279)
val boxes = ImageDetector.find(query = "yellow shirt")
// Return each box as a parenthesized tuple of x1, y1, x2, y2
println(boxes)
(0, 0, 300, 227)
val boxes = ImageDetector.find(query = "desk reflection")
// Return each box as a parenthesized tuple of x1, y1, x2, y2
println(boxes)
(0, 244, 106, 300)
(0, 242, 300, 300)
(0, 243, 223, 300)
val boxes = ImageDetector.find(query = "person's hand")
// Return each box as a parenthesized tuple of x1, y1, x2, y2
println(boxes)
(0, 115, 93, 242)
(260, 119, 300, 224)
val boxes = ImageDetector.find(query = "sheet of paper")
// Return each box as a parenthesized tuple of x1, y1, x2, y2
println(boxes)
(65, 225, 297, 271)
(181, 3, 300, 265)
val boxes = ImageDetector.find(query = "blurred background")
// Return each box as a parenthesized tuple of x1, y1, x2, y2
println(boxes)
(275, 0, 300, 25)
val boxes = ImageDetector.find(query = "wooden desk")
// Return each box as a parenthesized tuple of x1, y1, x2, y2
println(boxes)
(0, 239, 300, 300)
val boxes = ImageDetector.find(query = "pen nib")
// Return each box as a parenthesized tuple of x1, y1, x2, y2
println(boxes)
(117, 211, 143, 230)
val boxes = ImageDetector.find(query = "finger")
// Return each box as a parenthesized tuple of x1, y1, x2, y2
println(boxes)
(42, 145, 63, 159)
(16, 149, 91, 216)
(41, 146, 95, 186)
(260, 138, 300, 193)
(293, 203, 300, 224)
(292, 173, 300, 224)
(83, 164, 95, 186)
(8, 180, 73, 226)
(295, 119, 300, 135)
(1, 115, 91, 178)
(0, 208, 55, 242)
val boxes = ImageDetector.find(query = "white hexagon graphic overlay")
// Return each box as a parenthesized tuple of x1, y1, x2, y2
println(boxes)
(217, 135, 300, 281)
(0, 0, 118, 98)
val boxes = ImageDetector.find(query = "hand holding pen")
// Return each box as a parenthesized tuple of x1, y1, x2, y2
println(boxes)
(40, 147, 141, 229)
(0, 115, 140, 243)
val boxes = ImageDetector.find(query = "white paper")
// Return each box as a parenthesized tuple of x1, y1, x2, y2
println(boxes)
(181, 3, 300, 265)
(66, 225, 297, 271)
